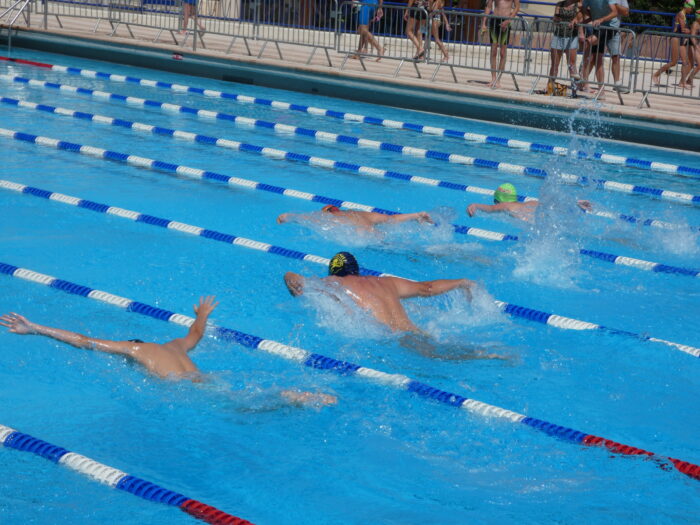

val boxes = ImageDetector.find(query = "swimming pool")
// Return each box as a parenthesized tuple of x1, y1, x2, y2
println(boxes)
(1, 48, 699, 523)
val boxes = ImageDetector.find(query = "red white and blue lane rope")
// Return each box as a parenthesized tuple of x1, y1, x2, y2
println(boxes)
(0, 126, 518, 243)
(0, 423, 253, 525)
(2, 54, 698, 180)
(1, 263, 699, 483)
(2, 74, 699, 207)
(3, 95, 697, 236)
(3, 177, 698, 281)
(2, 179, 699, 357)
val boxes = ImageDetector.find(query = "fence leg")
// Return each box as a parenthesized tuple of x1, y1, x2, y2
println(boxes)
(637, 91, 651, 109)
(511, 73, 519, 92)
(256, 40, 268, 58)
(528, 75, 540, 95)
(431, 63, 441, 82)
(306, 46, 317, 65)
(412, 61, 422, 79)
(324, 47, 332, 67)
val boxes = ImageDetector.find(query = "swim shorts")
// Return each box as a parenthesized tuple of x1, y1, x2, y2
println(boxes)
(591, 26, 620, 56)
(358, 0, 378, 26)
(489, 17, 510, 45)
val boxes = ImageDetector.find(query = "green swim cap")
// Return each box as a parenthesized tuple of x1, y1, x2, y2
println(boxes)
(684, 0, 695, 8)
(494, 183, 518, 203)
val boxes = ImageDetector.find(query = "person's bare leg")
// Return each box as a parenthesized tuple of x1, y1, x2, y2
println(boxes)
(549, 48, 562, 83)
(406, 18, 423, 58)
(489, 43, 499, 86)
(567, 47, 578, 78)
(652, 41, 680, 84)
(679, 47, 691, 87)
(431, 24, 449, 61)
(611, 54, 620, 84)
(181, 4, 191, 33)
(493, 44, 507, 88)
(594, 53, 606, 98)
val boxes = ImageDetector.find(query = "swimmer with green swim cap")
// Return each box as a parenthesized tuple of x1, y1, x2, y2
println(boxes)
(466, 182, 592, 220)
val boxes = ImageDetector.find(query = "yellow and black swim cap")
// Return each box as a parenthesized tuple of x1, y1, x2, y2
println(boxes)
(329, 251, 360, 277)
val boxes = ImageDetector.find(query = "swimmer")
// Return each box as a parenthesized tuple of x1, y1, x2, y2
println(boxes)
(277, 205, 433, 232)
(284, 252, 504, 360)
(466, 182, 592, 220)
(0, 297, 336, 406)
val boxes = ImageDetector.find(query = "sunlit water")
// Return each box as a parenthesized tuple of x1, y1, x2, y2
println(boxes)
(1, 49, 699, 524)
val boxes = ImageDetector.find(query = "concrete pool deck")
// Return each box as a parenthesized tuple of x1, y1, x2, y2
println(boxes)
(1, 19, 700, 152)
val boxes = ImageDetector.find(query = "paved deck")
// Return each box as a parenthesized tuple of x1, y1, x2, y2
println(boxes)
(4, 13, 700, 134)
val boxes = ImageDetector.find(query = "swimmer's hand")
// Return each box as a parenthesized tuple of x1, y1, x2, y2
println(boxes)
(577, 200, 593, 212)
(0, 312, 35, 335)
(277, 213, 291, 224)
(417, 211, 434, 224)
(467, 203, 478, 217)
(281, 390, 337, 407)
(194, 296, 218, 320)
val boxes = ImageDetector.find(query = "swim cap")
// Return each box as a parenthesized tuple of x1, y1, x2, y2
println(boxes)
(684, 0, 695, 8)
(322, 204, 341, 213)
(494, 183, 518, 203)
(328, 251, 360, 277)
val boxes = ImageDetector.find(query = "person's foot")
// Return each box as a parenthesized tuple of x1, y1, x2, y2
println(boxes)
(413, 49, 425, 60)
(613, 82, 630, 94)
(350, 53, 360, 60)
(376, 46, 385, 62)
(651, 74, 660, 85)
(441, 53, 449, 62)
(490, 80, 502, 89)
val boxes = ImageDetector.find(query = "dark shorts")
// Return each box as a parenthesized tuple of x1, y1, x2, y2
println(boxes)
(410, 9, 428, 22)
(489, 17, 510, 45)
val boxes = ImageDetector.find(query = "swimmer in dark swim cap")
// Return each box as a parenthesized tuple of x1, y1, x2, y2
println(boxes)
(328, 251, 360, 277)
(277, 205, 433, 231)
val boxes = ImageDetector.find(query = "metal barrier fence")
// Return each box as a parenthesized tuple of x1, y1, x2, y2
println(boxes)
(427, 11, 530, 89)
(2, 0, 698, 108)
(527, 20, 636, 103)
(634, 30, 700, 108)
(336, 2, 431, 78)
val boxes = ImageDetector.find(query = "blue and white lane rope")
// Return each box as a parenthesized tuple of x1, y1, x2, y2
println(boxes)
(3, 75, 699, 207)
(1, 262, 699, 483)
(5, 54, 698, 180)
(584, 208, 700, 234)
(0, 127, 517, 243)
(0, 424, 253, 525)
(3, 177, 698, 281)
(0, 94, 538, 204)
(4, 94, 695, 237)
(2, 180, 699, 357)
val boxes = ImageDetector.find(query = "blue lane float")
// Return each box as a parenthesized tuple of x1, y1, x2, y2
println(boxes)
(2, 181, 699, 357)
(3, 177, 699, 283)
(2, 75, 700, 207)
(3, 54, 698, 180)
(0, 126, 517, 243)
(1, 262, 699, 484)
(0, 424, 253, 524)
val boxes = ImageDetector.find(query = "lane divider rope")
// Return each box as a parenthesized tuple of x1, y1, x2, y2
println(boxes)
(3, 128, 698, 279)
(0, 91, 540, 203)
(0, 126, 517, 243)
(3, 179, 699, 356)
(1, 261, 698, 482)
(2, 75, 698, 207)
(3, 54, 698, 180)
(0, 423, 252, 525)
(3, 94, 696, 236)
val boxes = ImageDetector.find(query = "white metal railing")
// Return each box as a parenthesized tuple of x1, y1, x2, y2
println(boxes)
(2, 0, 698, 109)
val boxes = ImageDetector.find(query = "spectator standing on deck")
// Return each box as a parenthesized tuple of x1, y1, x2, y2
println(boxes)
(426, 0, 452, 61)
(405, 0, 431, 59)
(652, 1, 695, 89)
(579, 0, 624, 97)
(352, 0, 385, 60)
(181, 0, 205, 34)
(481, 0, 521, 89)
(548, 0, 582, 88)
(680, 7, 700, 88)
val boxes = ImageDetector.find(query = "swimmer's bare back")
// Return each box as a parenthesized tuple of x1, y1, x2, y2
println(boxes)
(0, 296, 219, 380)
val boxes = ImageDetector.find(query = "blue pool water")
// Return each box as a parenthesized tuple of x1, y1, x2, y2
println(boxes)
(1, 49, 699, 523)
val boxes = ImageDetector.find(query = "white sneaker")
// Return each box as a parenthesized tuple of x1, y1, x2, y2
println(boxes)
(613, 82, 630, 94)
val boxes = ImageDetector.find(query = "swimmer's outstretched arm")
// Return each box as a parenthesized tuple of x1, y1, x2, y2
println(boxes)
(170, 296, 218, 353)
(366, 211, 433, 225)
(386, 277, 475, 299)
(0, 312, 133, 356)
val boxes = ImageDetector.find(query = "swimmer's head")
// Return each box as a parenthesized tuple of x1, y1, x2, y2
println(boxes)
(494, 183, 518, 204)
(683, 0, 694, 9)
(321, 204, 341, 214)
(328, 251, 360, 277)
(128, 339, 144, 343)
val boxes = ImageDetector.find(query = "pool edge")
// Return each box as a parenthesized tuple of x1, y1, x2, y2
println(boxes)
(2, 28, 700, 152)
